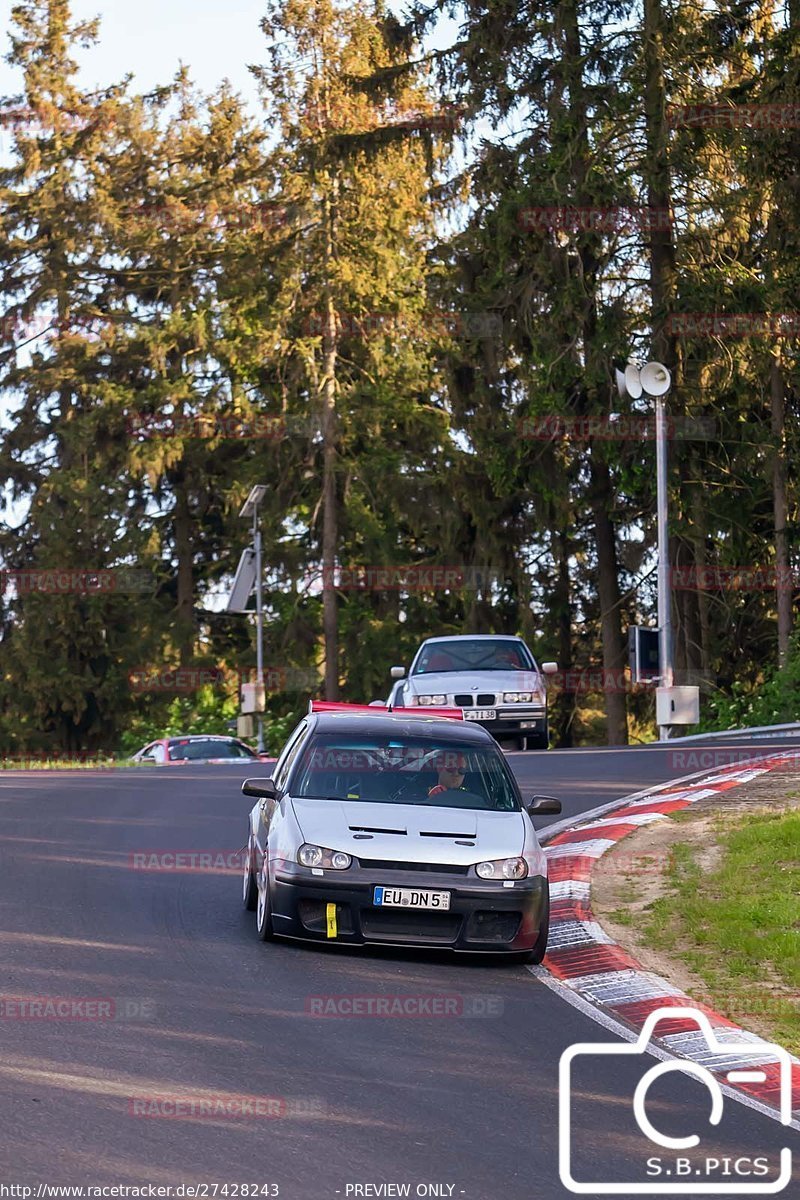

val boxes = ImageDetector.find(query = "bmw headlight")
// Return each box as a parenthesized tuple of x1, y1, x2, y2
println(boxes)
(475, 857, 528, 880)
(417, 694, 447, 706)
(298, 844, 352, 869)
(503, 691, 533, 703)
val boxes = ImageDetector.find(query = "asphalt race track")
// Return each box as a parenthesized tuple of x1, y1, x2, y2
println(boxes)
(1, 736, 799, 1198)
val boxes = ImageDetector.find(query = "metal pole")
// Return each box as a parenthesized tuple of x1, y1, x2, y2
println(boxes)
(656, 395, 673, 740)
(254, 506, 265, 754)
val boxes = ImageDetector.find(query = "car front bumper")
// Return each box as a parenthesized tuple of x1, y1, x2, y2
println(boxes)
(462, 706, 547, 740)
(269, 862, 548, 953)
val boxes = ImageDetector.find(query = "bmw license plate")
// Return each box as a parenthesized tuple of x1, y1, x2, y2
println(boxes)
(373, 886, 451, 910)
(464, 708, 496, 721)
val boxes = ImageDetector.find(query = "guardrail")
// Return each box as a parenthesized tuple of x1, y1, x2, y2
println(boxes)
(663, 720, 800, 744)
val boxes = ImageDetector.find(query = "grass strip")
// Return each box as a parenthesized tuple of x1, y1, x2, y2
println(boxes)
(639, 807, 800, 1055)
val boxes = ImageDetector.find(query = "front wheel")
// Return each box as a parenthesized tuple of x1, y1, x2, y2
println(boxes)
(242, 835, 257, 911)
(525, 891, 550, 964)
(256, 869, 276, 941)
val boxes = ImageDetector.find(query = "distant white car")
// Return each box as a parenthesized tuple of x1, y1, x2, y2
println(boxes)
(387, 635, 557, 750)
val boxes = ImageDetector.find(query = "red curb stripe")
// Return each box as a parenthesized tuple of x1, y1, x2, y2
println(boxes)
(610, 799, 692, 821)
(544, 943, 641, 980)
(609, 996, 740, 1035)
(547, 823, 639, 845)
(550, 900, 595, 923)
(722, 1061, 800, 1112)
(547, 857, 595, 883)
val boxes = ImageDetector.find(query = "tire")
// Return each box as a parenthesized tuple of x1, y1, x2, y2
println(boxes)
(242, 835, 257, 911)
(255, 867, 276, 941)
(529, 735, 549, 750)
(527, 890, 550, 964)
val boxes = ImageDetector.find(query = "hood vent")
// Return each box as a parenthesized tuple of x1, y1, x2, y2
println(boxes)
(420, 830, 474, 839)
(349, 825, 407, 835)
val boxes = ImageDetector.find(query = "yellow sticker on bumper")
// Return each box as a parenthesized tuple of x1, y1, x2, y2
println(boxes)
(326, 902, 337, 939)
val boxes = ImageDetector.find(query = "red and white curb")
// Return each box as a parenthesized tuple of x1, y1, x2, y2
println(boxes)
(537, 754, 800, 1123)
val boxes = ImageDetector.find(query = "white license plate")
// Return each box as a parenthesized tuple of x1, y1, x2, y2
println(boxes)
(373, 886, 451, 911)
(464, 708, 495, 721)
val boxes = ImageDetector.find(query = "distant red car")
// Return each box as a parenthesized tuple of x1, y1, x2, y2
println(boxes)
(131, 735, 271, 765)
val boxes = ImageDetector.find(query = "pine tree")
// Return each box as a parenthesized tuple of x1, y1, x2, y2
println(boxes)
(249, 0, 454, 700)
(0, 0, 154, 749)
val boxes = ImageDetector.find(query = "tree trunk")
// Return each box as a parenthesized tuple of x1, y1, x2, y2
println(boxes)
(321, 178, 339, 700)
(552, 527, 575, 747)
(173, 473, 195, 666)
(771, 354, 792, 664)
(590, 457, 629, 744)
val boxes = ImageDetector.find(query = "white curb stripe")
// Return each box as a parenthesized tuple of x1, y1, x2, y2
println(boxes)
(697, 768, 770, 785)
(576, 812, 668, 831)
(546, 920, 614, 950)
(661, 1028, 800, 1068)
(622, 787, 718, 808)
(563, 970, 686, 1006)
(549, 880, 591, 901)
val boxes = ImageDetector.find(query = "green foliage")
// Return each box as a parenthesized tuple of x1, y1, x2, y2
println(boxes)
(117, 686, 241, 756)
(696, 634, 800, 733)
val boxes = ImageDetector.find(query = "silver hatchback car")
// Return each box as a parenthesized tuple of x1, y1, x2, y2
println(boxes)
(241, 707, 560, 960)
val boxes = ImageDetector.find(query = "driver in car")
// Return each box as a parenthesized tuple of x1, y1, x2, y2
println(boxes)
(428, 752, 468, 798)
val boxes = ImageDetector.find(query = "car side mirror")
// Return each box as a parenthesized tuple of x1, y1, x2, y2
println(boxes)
(541, 662, 559, 675)
(527, 794, 561, 815)
(242, 777, 277, 800)
(390, 665, 406, 680)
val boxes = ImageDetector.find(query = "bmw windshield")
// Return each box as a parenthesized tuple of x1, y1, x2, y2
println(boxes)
(289, 734, 521, 811)
(412, 638, 535, 674)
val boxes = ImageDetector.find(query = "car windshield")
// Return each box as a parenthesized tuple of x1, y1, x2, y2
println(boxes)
(412, 638, 534, 674)
(167, 738, 256, 761)
(290, 734, 521, 811)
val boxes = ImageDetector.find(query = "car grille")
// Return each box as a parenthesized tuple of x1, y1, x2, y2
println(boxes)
(454, 694, 474, 706)
(357, 858, 469, 875)
(477, 693, 496, 705)
(360, 908, 461, 942)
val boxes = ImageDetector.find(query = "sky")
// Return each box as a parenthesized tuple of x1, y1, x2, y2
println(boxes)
(1, 0, 270, 112)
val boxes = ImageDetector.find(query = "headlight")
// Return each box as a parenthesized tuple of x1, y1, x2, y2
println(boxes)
(298, 844, 352, 870)
(417, 694, 447, 706)
(475, 857, 528, 880)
